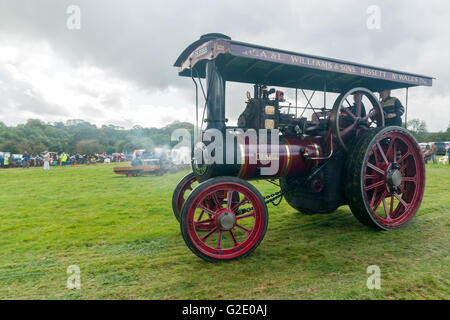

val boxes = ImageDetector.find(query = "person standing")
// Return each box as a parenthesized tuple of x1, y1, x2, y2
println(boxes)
(22, 151, 30, 168)
(34, 154, 41, 167)
(60, 152, 67, 167)
(4, 154, 9, 168)
(379, 89, 404, 127)
(43, 152, 50, 170)
(430, 143, 438, 165)
(348, 92, 367, 117)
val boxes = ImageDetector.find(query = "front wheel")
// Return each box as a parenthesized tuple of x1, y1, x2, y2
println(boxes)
(171, 172, 198, 222)
(345, 126, 425, 230)
(180, 176, 268, 262)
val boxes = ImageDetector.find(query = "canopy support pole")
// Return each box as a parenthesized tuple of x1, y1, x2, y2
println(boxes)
(191, 68, 199, 139)
(405, 87, 409, 129)
(295, 88, 298, 117)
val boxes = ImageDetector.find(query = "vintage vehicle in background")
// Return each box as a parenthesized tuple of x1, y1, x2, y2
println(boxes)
(434, 142, 447, 155)
(171, 33, 433, 262)
(113, 158, 165, 177)
(112, 153, 126, 162)
(113, 149, 168, 177)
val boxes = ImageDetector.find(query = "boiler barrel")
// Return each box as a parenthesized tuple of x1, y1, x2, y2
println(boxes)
(236, 136, 322, 180)
(191, 135, 323, 182)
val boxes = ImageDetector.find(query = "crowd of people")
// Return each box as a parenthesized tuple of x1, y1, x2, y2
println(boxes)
(422, 143, 450, 165)
(0, 152, 126, 169)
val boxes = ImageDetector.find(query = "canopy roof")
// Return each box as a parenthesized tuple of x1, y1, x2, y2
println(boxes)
(174, 34, 433, 93)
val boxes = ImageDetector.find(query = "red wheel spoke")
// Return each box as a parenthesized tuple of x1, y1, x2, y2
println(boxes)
(197, 210, 205, 221)
(211, 192, 222, 208)
(237, 212, 255, 220)
(199, 205, 217, 217)
(394, 192, 409, 210)
(364, 180, 385, 191)
(376, 143, 389, 165)
(382, 197, 391, 221)
(367, 162, 385, 175)
(365, 174, 379, 180)
(235, 224, 252, 234)
(393, 140, 397, 163)
(402, 176, 417, 183)
(370, 189, 378, 208)
(373, 191, 387, 212)
(195, 217, 214, 225)
(398, 151, 411, 164)
(371, 145, 380, 165)
(231, 197, 249, 211)
(385, 138, 395, 162)
(226, 191, 233, 209)
(229, 230, 239, 247)
(389, 195, 394, 219)
(216, 230, 223, 249)
(200, 227, 218, 242)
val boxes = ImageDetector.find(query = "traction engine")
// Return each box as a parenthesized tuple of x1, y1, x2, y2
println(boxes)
(171, 34, 429, 262)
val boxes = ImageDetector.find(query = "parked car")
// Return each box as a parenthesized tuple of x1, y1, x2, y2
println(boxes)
(434, 142, 447, 155)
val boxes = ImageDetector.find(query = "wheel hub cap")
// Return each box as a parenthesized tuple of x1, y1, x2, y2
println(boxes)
(217, 211, 236, 230)
(386, 164, 402, 191)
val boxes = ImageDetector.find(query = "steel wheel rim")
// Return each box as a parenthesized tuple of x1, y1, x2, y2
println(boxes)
(186, 182, 265, 260)
(176, 174, 198, 213)
(362, 131, 425, 228)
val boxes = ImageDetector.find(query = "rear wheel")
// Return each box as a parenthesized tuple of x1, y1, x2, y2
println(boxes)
(345, 126, 425, 230)
(180, 176, 268, 262)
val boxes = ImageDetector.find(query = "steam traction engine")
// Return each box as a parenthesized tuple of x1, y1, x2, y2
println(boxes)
(171, 34, 433, 262)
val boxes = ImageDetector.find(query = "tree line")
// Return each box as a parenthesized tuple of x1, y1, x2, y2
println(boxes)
(0, 118, 448, 155)
(0, 119, 194, 155)
(406, 119, 450, 143)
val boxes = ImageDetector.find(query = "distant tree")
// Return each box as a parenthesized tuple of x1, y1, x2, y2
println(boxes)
(0, 119, 194, 155)
(407, 119, 427, 133)
(76, 139, 104, 154)
(407, 118, 428, 142)
(0, 140, 20, 154)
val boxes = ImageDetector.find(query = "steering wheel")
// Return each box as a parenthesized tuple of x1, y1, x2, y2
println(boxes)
(329, 87, 384, 151)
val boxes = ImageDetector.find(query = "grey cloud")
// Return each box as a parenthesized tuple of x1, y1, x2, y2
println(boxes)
(0, 0, 448, 129)
(99, 93, 125, 111)
(3, 0, 444, 90)
(80, 104, 105, 118)
(0, 65, 70, 117)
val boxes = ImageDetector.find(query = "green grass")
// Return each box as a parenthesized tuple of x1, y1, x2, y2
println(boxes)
(0, 161, 449, 299)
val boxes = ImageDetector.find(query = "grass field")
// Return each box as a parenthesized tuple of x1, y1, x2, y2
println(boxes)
(0, 161, 449, 299)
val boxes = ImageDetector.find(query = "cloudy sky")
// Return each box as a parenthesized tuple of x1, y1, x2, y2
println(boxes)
(0, 0, 449, 131)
